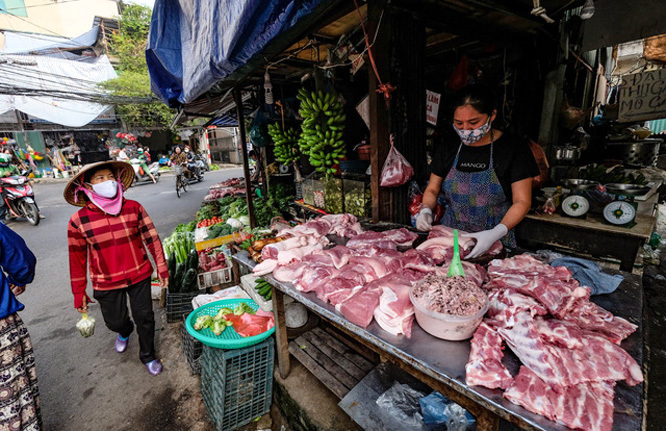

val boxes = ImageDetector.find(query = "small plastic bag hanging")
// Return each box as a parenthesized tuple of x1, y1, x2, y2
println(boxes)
(76, 313, 96, 338)
(380, 134, 414, 187)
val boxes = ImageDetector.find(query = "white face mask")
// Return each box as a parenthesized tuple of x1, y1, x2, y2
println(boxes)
(90, 180, 118, 198)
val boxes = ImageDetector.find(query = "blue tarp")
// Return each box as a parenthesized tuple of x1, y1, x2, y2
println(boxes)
(146, 0, 326, 107)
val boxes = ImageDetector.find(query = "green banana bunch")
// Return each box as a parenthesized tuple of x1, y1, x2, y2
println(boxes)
(267, 123, 300, 166)
(297, 88, 346, 178)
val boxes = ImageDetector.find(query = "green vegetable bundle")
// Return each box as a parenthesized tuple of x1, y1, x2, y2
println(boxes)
(297, 88, 346, 178)
(167, 247, 199, 293)
(268, 123, 301, 166)
(163, 232, 195, 265)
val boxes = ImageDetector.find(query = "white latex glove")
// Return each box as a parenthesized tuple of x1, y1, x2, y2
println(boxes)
(415, 207, 433, 231)
(463, 224, 508, 259)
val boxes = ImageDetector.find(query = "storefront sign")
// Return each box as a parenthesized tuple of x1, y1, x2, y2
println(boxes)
(618, 69, 666, 122)
(426, 90, 441, 125)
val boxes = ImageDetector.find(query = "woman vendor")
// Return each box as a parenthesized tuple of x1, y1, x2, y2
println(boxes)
(415, 84, 539, 258)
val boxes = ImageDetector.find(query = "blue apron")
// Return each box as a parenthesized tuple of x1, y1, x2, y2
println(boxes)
(441, 140, 516, 247)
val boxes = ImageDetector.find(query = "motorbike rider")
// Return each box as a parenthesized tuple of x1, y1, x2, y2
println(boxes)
(0, 154, 17, 223)
(169, 146, 190, 179)
(0, 153, 20, 178)
(0, 154, 44, 222)
(137, 148, 157, 184)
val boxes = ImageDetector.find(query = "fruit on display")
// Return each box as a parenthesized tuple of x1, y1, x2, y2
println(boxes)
(268, 124, 301, 168)
(297, 88, 346, 178)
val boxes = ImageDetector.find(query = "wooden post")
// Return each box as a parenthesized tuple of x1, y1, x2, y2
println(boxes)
(271, 287, 291, 378)
(234, 87, 256, 228)
(367, 0, 391, 221)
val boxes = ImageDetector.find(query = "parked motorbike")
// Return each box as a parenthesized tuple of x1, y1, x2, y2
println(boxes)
(129, 158, 161, 184)
(0, 172, 40, 226)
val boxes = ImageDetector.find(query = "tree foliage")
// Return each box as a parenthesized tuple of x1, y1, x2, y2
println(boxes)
(100, 4, 173, 129)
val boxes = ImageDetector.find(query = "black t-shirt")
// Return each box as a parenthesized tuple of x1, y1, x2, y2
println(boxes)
(430, 131, 539, 200)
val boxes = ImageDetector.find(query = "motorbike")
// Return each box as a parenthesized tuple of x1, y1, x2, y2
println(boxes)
(186, 157, 204, 182)
(0, 172, 40, 226)
(129, 158, 161, 184)
(195, 153, 210, 171)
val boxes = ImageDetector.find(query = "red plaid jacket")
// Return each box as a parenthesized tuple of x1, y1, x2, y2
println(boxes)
(67, 199, 169, 309)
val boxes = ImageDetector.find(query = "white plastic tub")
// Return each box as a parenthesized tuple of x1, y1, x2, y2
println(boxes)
(409, 285, 488, 341)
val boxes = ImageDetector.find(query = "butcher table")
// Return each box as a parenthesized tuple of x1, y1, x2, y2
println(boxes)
(233, 251, 645, 431)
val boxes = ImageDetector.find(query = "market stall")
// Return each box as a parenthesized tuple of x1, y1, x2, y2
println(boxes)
(230, 214, 644, 431)
(146, 1, 665, 430)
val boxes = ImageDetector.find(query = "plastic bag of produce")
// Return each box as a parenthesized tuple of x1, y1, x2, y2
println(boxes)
(380, 135, 413, 187)
(76, 313, 96, 338)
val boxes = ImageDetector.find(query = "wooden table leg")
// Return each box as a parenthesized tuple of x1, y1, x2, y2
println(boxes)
(271, 287, 290, 378)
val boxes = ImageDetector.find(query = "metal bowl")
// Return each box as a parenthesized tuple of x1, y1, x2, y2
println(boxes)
(604, 183, 651, 196)
(562, 179, 599, 190)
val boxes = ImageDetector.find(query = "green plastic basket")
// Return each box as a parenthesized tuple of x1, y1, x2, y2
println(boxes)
(185, 298, 275, 349)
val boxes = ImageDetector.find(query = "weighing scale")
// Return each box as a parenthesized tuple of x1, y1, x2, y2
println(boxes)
(602, 183, 650, 227)
(560, 179, 599, 218)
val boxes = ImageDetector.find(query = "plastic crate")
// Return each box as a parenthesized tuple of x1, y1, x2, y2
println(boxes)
(181, 322, 202, 374)
(201, 338, 275, 431)
(166, 289, 205, 323)
(197, 265, 234, 290)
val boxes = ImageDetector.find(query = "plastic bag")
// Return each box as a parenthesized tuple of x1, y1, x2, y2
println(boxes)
(376, 382, 425, 427)
(380, 135, 414, 187)
(76, 313, 96, 338)
(419, 391, 475, 430)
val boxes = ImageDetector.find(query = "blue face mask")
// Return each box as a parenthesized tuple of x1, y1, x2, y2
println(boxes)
(453, 117, 492, 145)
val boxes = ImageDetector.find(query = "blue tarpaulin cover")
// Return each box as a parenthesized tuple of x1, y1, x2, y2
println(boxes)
(146, 0, 326, 106)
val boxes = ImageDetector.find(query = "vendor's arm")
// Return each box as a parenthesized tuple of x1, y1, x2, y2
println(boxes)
(421, 173, 444, 211)
(499, 177, 533, 230)
(137, 204, 170, 286)
(415, 173, 444, 231)
(67, 219, 91, 309)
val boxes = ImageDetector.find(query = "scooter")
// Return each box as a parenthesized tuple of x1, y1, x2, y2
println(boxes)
(186, 159, 204, 182)
(195, 153, 210, 172)
(0, 172, 40, 226)
(129, 158, 161, 184)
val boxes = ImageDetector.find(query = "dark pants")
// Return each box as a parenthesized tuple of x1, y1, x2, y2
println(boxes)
(93, 277, 156, 363)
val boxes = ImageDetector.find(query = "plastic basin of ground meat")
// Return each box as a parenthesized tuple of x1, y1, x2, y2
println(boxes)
(409, 287, 489, 341)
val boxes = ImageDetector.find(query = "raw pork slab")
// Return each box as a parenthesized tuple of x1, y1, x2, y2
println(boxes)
(371, 273, 415, 337)
(338, 286, 382, 328)
(345, 228, 418, 248)
(465, 322, 514, 389)
(498, 311, 643, 388)
(562, 299, 637, 344)
(504, 366, 615, 431)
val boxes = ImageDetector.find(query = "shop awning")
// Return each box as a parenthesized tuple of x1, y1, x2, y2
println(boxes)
(208, 114, 238, 127)
(146, 0, 340, 106)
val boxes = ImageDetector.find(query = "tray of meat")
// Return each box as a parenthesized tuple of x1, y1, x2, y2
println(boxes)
(410, 274, 488, 341)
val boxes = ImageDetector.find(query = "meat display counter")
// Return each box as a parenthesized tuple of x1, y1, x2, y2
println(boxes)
(516, 212, 656, 272)
(233, 251, 645, 431)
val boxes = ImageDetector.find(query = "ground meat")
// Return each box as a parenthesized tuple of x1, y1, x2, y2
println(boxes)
(412, 274, 487, 316)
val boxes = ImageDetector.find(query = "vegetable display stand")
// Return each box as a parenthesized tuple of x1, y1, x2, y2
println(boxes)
(197, 265, 234, 290)
(166, 289, 206, 323)
(201, 338, 274, 431)
(181, 322, 202, 374)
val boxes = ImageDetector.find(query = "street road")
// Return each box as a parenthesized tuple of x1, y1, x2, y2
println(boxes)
(9, 167, 243, 430)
